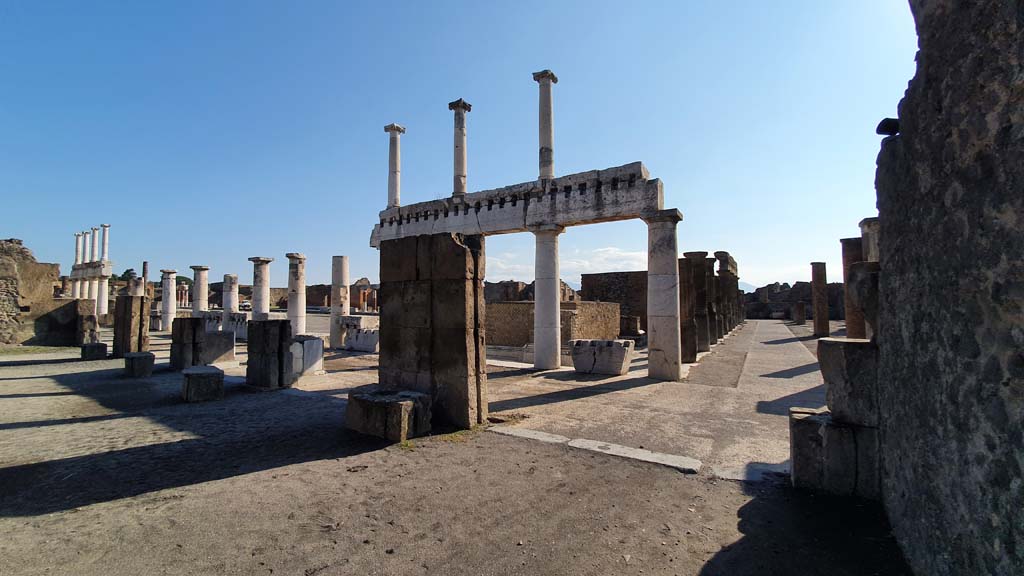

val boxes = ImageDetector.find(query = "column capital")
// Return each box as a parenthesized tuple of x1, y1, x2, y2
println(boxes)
(189, 265, 209, 272)
(642, 209, 683, 225)
(683, 251, 708, 260)
(810, 261, 826, 267)
(840, 236, 862, 247)
(248, 257, 274, 264)
(528, 224, 565, 235)
(713, 250, 730, 260)
(101, 223, 110, 229)
(532, 69, 558, 84)
(160, 269, 177, 276)
(286, 252, 306, 262)
(384, 123, 406, 134)
(75, 231, 83, 237)
(223, 273, 238, 281)
(448, 98, 472, 112)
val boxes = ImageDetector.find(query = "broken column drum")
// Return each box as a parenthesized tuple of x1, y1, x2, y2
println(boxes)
(160, 270, 176, 332)
(329, 255, 350, 349)
(190, 265, 209, 313)
(221, 273, 239, 328)
(286, 253, 306, 336)
(248, 257, 273, 319)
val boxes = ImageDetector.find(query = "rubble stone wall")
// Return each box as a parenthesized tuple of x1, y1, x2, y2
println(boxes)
(486, 301, 620, 347)
(0, 239, 65, 345)
(875, 2, 1023, 574)
(579, 271, 647, 330)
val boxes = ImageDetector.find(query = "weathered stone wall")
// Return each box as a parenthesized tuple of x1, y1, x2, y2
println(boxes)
(580, 271, 647, 329)
(0, 239, 65, 344)
(378, 233, 487, 429)
(486, 301, 620, 347)
(744, 281, 844, 320)
(484, 279, 576, 303)
(875, 2, 1023, 574)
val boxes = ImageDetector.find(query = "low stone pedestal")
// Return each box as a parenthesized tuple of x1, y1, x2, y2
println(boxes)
(124, 351, 155, 378)
(346, 385, 432, 442)
(818, 337, 879, 426)
(345, 328, 380, 353)
(290, 335, 325, 382)
(569, 339, 635, 375)
(81, 342, 107, 360)
(246, 319, 294, 389)
(182, 366, 225, 402)
(788, 407, 880, 499)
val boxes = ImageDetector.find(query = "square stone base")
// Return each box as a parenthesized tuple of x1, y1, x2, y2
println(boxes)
(182, 366, 225, 402)
(789, 407, 879, 499)
(346, 385, 431, 442)
(81, 342, 108, 360)
(124, 351, 155, 378)
(290, 335, 325, 382)
(570, 339, 635, 375)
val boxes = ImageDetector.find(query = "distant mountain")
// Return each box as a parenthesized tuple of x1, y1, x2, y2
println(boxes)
(739, 281, 757, 293)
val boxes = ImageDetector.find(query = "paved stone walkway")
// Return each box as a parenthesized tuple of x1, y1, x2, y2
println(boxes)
(487, 320, 825, 480)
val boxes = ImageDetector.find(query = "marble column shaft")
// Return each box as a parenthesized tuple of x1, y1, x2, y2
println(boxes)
(329, 256, 349, 349)
(448, 98, 471, 196)
(811, 262, 829, 337)
(161, 270, 176, 332)
(222, 274, 239, 328)
(90, 227, 99, 263)
(286, 253, 307, 336)
(100, 224, 110, 261)
(385, 124, 405, 208)
(533, 69, 558, 179)
(191, 266, 209, 313)
(645, 210, 683, 381)
(74, 233, 83, 265)
(97, 277, 109, 315)
(249, 257, 273, 318)
(532, 226, 563, 370)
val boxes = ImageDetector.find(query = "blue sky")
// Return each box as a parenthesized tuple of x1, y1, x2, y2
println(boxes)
(0, 1, 918, 290)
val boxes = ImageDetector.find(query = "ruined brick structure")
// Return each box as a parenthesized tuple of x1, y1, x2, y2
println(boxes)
(580, 271, 647, 330)
(486, 301, 619, 347)
(0, 239, 87, 345)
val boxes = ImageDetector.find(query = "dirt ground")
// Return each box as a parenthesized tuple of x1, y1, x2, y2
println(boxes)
(0, 322, 909, 575)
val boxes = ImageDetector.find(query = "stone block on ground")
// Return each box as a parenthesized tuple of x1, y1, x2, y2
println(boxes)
(789, 407, 828, 490)
(345, 384, 431, 442)
(345, 328, 380, 353)
(290, 335, 325, 382)
(570, 339, 634, 375)
(124, 351, 155, 378)
(81, 342, 107, 360)
(182, 366, 225, 402)
(821, 418, 858, 496)
(818, 337, 879, 426)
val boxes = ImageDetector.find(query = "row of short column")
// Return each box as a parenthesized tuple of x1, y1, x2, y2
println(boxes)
(679, 250, 744, 363)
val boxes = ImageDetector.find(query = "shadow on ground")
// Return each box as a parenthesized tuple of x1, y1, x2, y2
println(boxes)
(699, 470, 910, 576)
(0, 362, 386, 517)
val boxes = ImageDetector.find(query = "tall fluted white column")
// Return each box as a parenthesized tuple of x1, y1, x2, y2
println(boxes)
(286, 253, 307, 335)
(222, 274, 239, 328)
(82, 230, 92, 262)
(329, 255, 350, 349)
(645, 209, 683, 381)
(97, 276, 109, 315)
(533, 69, 558, 179)
(249, 257, 272, 319)
(190, 265, 209, 312)
(100, 224, 110, 261)
(448, 98, 471, 196)
(385, 123, 405, 208)
(74, 232, 83, 265)
(161, 269, 177, 332)
(532, 225, 564, 370)
(90, 227, 99, 263)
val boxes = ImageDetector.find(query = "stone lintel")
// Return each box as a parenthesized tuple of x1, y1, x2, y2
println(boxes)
(370, 161, 661, 246)
(532, 69, 558, 83)
(384, 123, 406, 134)
(448, 98, 472, 112)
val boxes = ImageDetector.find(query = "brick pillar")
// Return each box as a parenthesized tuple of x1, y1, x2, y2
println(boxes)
(811, 262, 829, 337)
(840, 237, 866, 339)
(678, 257, 698, 363)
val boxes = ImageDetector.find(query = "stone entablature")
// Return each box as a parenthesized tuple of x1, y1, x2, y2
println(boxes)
(370, 162, 661, 246)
